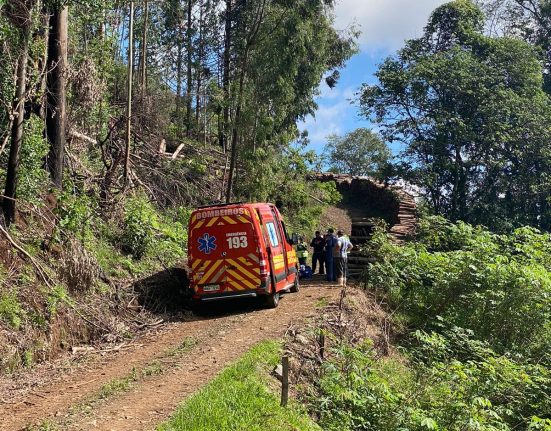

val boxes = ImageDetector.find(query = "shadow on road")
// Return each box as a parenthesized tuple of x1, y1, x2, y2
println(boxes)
(133, 267, 191, 313)
(133, 267, 284, 320)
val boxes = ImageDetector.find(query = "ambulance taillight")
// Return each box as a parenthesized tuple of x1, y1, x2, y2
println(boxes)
(260, 259, 269, 278)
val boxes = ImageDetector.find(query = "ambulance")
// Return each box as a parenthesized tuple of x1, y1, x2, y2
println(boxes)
(188, 202, 299, 308)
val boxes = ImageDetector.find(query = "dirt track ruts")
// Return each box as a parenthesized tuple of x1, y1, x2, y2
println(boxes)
(0, 282, 340, 431)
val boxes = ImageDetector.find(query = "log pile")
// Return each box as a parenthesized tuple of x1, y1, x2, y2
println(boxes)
(314, 173, 418, 278)
(388, 190, 417, 243)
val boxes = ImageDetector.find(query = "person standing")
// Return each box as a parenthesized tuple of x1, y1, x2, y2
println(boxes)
(296, 237, 309, 266)
(325, 228, 337, 282)
(310, 231, 325, 275)
(335, 230, 353, 285)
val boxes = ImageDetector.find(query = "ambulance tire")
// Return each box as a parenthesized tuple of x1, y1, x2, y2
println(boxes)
(290, 275, 300, 293)
(264, 291, 280, 309)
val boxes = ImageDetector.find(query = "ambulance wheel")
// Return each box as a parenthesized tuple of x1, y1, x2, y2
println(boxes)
(290, 275, 300, 293)
(265, 291, 280, 309)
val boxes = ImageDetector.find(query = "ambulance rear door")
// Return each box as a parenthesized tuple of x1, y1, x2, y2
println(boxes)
(190, 207, 261, 295)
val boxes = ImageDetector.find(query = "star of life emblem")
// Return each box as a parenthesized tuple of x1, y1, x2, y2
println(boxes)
(198, 233, 217, 254)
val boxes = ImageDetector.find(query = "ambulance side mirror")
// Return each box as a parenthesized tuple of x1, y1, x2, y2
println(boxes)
(291, 233, 299, 245)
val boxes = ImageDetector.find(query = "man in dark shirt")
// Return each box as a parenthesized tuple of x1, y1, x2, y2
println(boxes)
(325, 228, 337, 282)
(310, 231, 325, 275)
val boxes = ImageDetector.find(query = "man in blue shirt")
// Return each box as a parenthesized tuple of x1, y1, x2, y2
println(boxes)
(335, 230, 353, 285)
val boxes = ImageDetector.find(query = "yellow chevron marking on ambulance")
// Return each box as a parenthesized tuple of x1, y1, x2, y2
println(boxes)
(199, 260, 223, 284)
(210, 265, 226, 283)
(222, 216, 238, 225)
(206, 217, 219, 227)
(227, 270, 256, 289)
(192, 258, 203, 270)
(193, 219, 206, 230)
(238, 256, 258, 269)
(237, 216, 249, 223)
(227, 280, 245, 291)
(227, 259, 260, 281)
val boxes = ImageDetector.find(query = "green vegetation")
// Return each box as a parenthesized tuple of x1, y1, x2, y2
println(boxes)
(304, 217, 551, 431)
(158, 341, 321, 431)
(99, 370, 138, 399)
(0, 291, 23, 329)
(361, 0, 551, 230)
(324, 128, 391, 178)
(366, 216, 551, 359)
(166, 337, 199, 358)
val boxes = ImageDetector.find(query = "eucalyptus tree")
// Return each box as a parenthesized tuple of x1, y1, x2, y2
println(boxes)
(44, 0, 69, 189)
(2, 0, 36, 224)
(224, 0, 357, 202)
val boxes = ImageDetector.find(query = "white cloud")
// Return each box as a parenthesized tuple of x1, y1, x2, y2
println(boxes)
(301, 100, 349, 145)
(300, 85, 358, 147)
(334, 0, 447, 51)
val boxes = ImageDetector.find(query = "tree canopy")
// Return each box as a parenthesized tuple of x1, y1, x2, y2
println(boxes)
(361, 0, 551, 230)
(324, 128, 391, 178)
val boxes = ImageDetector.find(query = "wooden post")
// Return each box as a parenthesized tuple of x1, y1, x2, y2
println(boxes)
(280, 355, 289, 407)
(318, 331, 325, 361)
(124, 1, 134, 185)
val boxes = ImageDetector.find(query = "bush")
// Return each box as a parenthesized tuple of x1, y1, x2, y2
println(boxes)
(0, 292, 23, 329)
(311, 333, 551, 431)
(120, 195, 188, 263)
(57, 192, 97, 240)
(121, 196, 160, 259)
(362, 217, 551, 359)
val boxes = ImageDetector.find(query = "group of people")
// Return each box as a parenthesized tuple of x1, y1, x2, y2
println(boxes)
(296, 229, 353, 284)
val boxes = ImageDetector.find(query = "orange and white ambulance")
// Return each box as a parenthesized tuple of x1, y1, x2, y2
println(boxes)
(188, 202, 299, 308)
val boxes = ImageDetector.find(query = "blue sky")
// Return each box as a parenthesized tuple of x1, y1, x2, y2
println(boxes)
(300, 0, 447, 155)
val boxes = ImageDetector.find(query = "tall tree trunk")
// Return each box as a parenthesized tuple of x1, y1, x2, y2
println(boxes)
(4, 27, 31, 225)
(46, 6, 68, 189)
(124, 1, 134, 185)
(225, 68, 246, 203)
(195, 0, 203, 125)
(175, 39, 183, 134)
(185, 0, 193, 135)
(222, 0, 232, 152)
(139, 0, 149, 97)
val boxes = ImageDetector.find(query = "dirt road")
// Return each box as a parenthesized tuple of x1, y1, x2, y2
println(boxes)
(0, 282, 340, 431)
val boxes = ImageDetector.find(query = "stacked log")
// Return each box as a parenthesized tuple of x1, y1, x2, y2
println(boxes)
(314, 173, 418, 278)
(388, 189, 417, 243)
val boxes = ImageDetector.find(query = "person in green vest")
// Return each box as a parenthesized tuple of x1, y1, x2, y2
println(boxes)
(296, 237, 309, 266)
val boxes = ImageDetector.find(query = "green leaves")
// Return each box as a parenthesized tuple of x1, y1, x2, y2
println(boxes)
(309, 216, 551, 431)
(360, 0, 551, 229)
(324, 128, 391, 179)
(365, 216, 551, 359)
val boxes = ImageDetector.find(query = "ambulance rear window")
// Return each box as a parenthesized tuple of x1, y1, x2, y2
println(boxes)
(266, 222, 279, 247)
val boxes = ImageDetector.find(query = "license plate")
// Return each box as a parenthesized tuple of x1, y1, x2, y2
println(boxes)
(203, 284, 219, 292)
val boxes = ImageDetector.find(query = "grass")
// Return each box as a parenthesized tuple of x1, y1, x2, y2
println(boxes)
(157, 341, 321, 431)
(99, 368, 137, 399)
(315, 297, 329, 308)
(166, 337, 199, 357)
